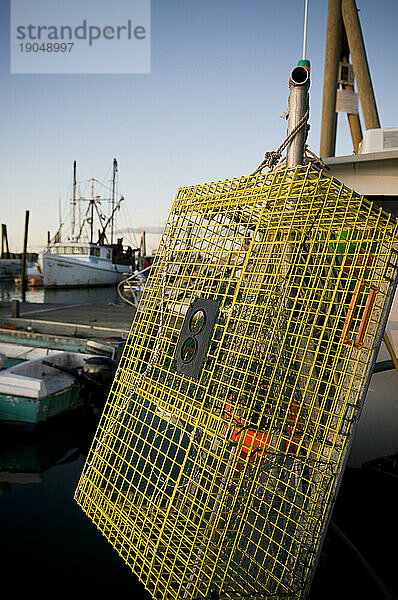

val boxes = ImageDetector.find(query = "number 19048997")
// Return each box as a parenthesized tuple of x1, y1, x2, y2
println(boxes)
(19, 42, 74, 52)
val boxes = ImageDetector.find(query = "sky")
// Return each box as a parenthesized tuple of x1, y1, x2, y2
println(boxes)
(0, 0, 397, 253)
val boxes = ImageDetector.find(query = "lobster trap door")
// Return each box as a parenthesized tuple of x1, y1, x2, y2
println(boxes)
(76, 165, 398, 600)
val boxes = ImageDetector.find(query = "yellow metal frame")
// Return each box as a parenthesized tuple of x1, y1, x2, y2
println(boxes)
(75, 165, 398, 600)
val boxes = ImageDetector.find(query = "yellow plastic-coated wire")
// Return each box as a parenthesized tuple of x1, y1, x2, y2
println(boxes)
(75, 164, 398, 600)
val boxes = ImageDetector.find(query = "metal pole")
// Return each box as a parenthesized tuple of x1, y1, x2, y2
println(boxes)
(341, 0, 380, 130)
(320, 0, 342, 158)
(286, 65, 310, 168)
(21, 210, 30, 303)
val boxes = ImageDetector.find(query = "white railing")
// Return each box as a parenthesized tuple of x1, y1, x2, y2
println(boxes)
(117, 265, 153, 307)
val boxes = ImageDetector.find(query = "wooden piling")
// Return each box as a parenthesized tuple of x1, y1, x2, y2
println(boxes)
(1, 224, 10, 258)
(342, 0, 381, 130)
(21, 210, 30, 303)
(320, 0, 342, 158)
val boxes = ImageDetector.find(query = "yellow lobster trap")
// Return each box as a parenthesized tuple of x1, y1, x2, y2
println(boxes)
(75, 164, 398, 600)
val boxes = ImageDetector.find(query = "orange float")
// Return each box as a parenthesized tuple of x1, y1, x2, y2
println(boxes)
(225, 393, 304, 457)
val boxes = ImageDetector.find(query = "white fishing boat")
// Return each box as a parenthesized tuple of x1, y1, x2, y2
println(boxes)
(43, 241, 131, 288)
(42, 159, 137, 288)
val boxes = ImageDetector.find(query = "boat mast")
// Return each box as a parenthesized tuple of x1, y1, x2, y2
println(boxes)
(58, 195, 62, 242)
(111, 158, 118, 245)
(98, 196, 124, 244)
(90, 178, 94, 244)
(72, 160, 77, 241)
(78, 182, 81, 236)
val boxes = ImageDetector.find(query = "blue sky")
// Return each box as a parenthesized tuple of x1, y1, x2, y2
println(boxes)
(1, 0, 397, 252)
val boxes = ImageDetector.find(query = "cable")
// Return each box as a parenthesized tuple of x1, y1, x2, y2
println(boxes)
(302, 0, 309, 61)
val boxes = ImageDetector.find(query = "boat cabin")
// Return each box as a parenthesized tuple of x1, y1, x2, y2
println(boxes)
(45, 241, 136, 268)
(89, 244, 112, 261)
(47, 244, 89, 256)
(46, 243, 114, 261)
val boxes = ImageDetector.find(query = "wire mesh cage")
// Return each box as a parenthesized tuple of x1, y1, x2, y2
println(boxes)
(75, 164, 398, 600)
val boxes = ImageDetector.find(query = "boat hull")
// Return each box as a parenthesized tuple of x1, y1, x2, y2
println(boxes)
(0, 385, 81, 432)
(0, 259, 22, 280)
(0, 351, 91, 431)
(43, 253, 129, 288)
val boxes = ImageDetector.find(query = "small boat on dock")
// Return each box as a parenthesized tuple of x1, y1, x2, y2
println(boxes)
(0, 257, 40, 282)
(0, 257, 23, 280)
(14, 263, 44, 288)
(0, 352, 91, 431)
(1, 224, 39, 281)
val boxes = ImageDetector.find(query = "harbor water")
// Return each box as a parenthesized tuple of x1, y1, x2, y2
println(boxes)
(0, 280, 123, 306)
(0, 404, 396, 600)
(0, 411, 150, 599)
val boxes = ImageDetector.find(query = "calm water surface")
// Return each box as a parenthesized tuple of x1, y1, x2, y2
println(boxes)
(0, 411, 150, 599)
(0, 281, 123, 305)
(0, 403, 396, 600)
